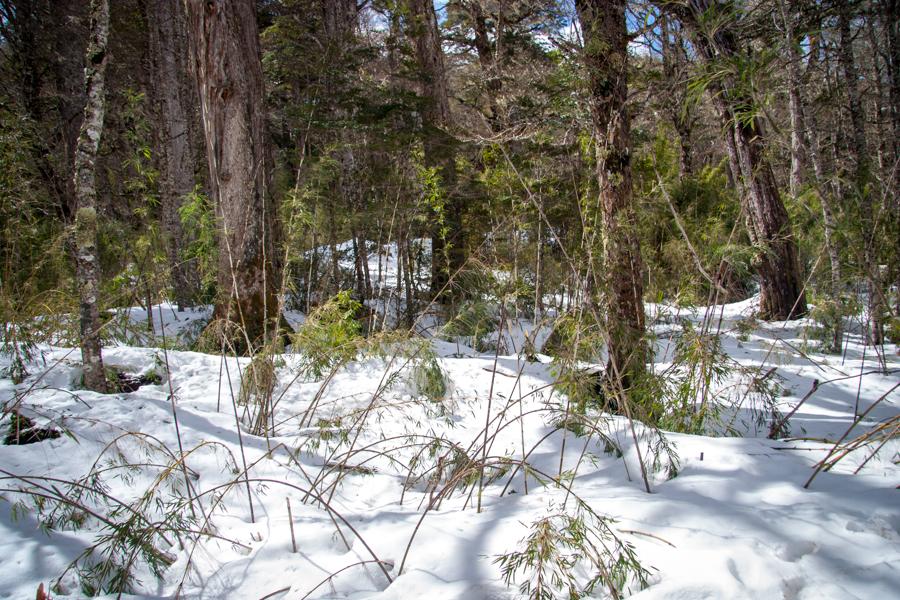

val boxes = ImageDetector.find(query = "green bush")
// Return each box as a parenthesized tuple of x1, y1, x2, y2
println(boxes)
(805, 295, 857, 354)
(440, 300, 499, 352)
(291, 290, 362, 379)
(410, 353, 447, 402)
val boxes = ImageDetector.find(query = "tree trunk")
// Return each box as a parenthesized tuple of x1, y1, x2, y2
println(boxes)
(839, 7, 883, 344)
(467, 0, 503, 129)
(883, 0, 900, 314)
(662, 0, 807, 320)
(800, 29, 845, 350)
(406, 0, 465, 298)
(660, 15, 693, 176)
(779, 0, 807, 199)
(185, 0, 280, 353)
(147, 0, 198, 311)
(884, 0, 900, 187)
(73, 0, 109, 393)
(575, 0, 647, 391)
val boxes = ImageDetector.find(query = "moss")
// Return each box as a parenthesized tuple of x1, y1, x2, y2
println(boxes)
(74, 206, 99, 249)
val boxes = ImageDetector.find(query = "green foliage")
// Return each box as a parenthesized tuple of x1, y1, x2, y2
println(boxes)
(292, 291, 363, 379)
(805, 296, 857, 354)
(0, 104, 72, 372)
(633, 131, 751, 304)
(733, 316, 758, 342)
(887, 315, 900, 345)
(495, 502, 649, 600)
(178, 186, 218, 303)
(409, 352, 447, 403)
(655, 321, 786, 437)
(543, 312, 603, 363)
(440, 300, 499, 353)
(2, 435, 211, 596)
(551, 365, 599, 416)
(659, 323, 731, 434)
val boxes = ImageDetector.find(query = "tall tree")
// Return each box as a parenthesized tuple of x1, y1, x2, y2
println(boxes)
(838, 3, 884, 344)
(660, 0, 807, 320)
(73, 0, 110, 392)
(147, 0, 198, 310)
(185, 0, 280, 352)
(575, 0, 647, 392)
(405, 0, 465, 298)
(778, 0, 842, 350)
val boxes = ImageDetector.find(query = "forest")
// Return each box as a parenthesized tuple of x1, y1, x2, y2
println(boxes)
(0, 0, 898, 599)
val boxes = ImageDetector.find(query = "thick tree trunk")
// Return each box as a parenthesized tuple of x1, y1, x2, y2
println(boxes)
(73, 0, 109, 393)
(147, 0, 198, 310)
(407, 0, 465, 298)
(185, 0, 280, 353)
(575, 0, 647, 390)
(662, 0, 807, 320)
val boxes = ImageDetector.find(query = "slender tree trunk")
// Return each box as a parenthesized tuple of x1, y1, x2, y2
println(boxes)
(779, 0, 807, 199)
(147, 0, 198, 311)
(839, 7, 884, 344)
(883, 0, 900, 313)
(406, 0, 465, 298)
(661, 15, 693, 176)
(328, 203, 340, 295)
(803, 32, 845, 350)
(185, 0, 280, 353)
(73, 0, 109, 393)
(575, 0, 647, 391)
(884, 0, 900, 185)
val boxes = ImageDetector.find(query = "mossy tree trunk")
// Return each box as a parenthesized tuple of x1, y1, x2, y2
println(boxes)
(73, 0, 110, 393)
(575, 0, 647, 393)
(185, 0, 280, 353)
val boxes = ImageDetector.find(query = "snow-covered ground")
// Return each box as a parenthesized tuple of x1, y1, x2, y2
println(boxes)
(0, 296, 897, 599)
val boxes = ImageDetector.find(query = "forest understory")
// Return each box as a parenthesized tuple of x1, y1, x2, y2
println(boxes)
(1, 0, 899, 598)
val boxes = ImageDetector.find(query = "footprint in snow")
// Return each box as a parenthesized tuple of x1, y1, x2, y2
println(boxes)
(845, 517, 900, 541)
(781, 576, 805, 600)
(776, 540, 818, 562)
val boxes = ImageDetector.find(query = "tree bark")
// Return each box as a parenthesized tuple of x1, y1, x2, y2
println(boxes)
(791, 20, 844, 349)
(147, 0, 198, 311)
(185, 0, 280, 353)
(661, 0, 807, 320)
(779, 0, 807, 199)
(73, 0, 109, 393)
(406, 0, 465, 298)
(575, 0, 647, 390)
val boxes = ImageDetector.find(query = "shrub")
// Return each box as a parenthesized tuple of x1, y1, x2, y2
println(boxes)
(495, 501, 649, 600)
(291, 291, 362, 379)
(440, 299, 499, 353)
(410, 353, 447, 403)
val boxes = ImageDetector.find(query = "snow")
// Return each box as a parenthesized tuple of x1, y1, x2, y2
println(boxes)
(0, 296, 898, 599)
